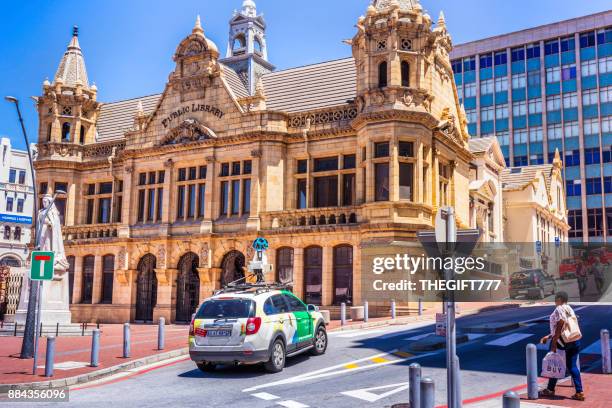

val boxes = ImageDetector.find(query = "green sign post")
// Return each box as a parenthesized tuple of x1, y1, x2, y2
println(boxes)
(30, 251, 54, 281)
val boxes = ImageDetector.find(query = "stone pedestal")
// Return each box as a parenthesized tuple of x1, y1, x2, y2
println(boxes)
(350, 306, 365, 321)
(13, 273, 72, 325)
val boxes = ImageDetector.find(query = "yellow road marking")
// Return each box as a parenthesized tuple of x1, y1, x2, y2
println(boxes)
(344, 363, 359, 369)
(370, 357, 389, 364)
(393, 351, 413, 358)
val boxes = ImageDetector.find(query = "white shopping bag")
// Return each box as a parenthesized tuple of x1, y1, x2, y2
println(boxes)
(541, 351, 566, 379)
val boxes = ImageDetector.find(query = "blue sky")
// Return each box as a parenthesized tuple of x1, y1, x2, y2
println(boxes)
(1, 0, 609, 150)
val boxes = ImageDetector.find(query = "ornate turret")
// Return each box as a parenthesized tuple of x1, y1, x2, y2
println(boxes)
(37, 26, 100, 148)
(220, 0, 275, 94)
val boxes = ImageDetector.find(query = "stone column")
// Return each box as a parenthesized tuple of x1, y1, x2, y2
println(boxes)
(352, 244, 362, 306)
(72, 255, 83, 304)
(161, 159, 173, 232)
(197, 267, 222, 300)
(153, 268, 177, 322)
(202, 156, 215, 233)
(293, 248, 304, 299)
(92, 255, 103, 304)
(322, 246, 333, 306)
(119, 162, 134, 238)
(390, 138, 399, 202)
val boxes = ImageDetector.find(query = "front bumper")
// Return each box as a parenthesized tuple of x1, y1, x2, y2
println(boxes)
(189, 349, 270, 364)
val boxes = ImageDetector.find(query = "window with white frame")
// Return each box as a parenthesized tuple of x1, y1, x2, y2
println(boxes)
(528, 98, 542, 114)
(465, 108, 477, 124)
(496, 131, 509, 146)
(547, 94, 561, 111)
(561, 64, 577, 80)
(495, 104, 509, 119)
(547, 123, 562, 140)
(494, 77, 508, 92)
(583, 88, 599, 105)
(562, 92, 578, 109)
(513, 129, 528, 144)
(512, 73, 526, 89)
(546, 66, 561, 83)
(599, 56, 612, 74)
(457, 87, 463, 100)
(564, 121, 579, 138)
(602, 116, 611, 134)
(480, 79, 494, 95)
(583, 118, 600, 136)
(481, 106, 494, 121)
(600, 86, 611, 104)
(581, 59, 597, 77)
(529, 126, 543, 142)
(512, 100, 527, 116)
(464, 83, 477, 98)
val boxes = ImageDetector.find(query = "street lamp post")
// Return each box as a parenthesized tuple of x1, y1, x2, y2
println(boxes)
(5, 96, 39, 359)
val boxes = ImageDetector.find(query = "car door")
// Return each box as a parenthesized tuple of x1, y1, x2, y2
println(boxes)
(283, 293, 312, 346)
(268, 294, 296, 351)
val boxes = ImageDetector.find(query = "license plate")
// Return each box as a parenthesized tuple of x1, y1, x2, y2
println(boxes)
(207, 330, 231, 337)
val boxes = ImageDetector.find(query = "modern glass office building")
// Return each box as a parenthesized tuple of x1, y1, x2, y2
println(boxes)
(450, 11, 611, 243)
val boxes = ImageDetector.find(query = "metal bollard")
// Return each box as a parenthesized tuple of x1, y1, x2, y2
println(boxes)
(158, 317, 165, 350)
(123, 323, 131, 358)
(91, 329, 100, 367)
(364, 301, 369, 323)
(454, 355, 463, 407)
(45, 336, 56, 377)
(340, 302, 346, 326)
(391, 299, 396, 319)
(13, 323, 17, 336)
(81, 323, 85, 336)
(418, 298, 423, 316)
(526, 343, 538, 399)
(56, 322, 59, 337)
(602, 329, 611, 374)
(420, 377, 435, 408)
(409, 363, 421, 408)
(502, 390, 520, 408)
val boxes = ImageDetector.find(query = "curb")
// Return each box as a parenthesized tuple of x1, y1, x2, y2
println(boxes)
(0, 347, 189, 393)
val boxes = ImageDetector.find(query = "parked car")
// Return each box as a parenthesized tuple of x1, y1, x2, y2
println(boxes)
(559, 258, 579, 280)
(188, 287, 327, 373)
(509, 269, 556, 299)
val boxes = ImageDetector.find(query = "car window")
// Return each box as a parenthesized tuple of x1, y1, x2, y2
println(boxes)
(271, 295, 290, 314)
(284, 294, 306, 312)
(263, 298, 277, 315)
(196, 299, 254, 319)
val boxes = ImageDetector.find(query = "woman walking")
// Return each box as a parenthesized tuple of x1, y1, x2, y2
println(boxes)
(539, 291, 584, 401)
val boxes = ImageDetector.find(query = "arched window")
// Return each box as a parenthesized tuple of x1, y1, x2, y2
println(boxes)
(0, 256, 20, 267)
(47, 123, 52, 142)
(276, 248, 294, 285)
(101, 254, 114, 304)
(81, 255, 94, 304)
(3, 226, 10, 240)
(67, 256, 75, 304)
(254, 37, 263, 54)
(401, 61, 410, 87)
(304, 246, 322, 305)
(61, 122, 71, 142)
(13, 227, 21, 241)
(333, 245, 353, 305)
(79, 125, 85, 144)
(232, 34, 246, 53)
(378, 61, 388, 88)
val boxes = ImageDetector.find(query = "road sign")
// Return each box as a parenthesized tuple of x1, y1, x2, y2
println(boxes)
(536, 241, 542, 255)
(436, 313, 447, 336)
(30, 251, 54, 281)
(555, 237, 560, 247)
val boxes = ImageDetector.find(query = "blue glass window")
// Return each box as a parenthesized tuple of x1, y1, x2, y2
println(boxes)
(480, 53, 493, 69)
(451, 60, 462, 74)
(597, 28, 612, 45)
(604, 147, 612, 163)
(560, 36, 575, 52)
(585, 177, 602, 195)
(514, 156, 528, 166)
(545, 40, 559, 55)
(566, 180, 582, 196)
(494, 51, 507, 66)
(606, 176, 612, 194)
(530, 154, 544, 165)
(526, 44, 540, 59)
(584, 147, 601, 165)
(580, 31, 596, 48)
(565, 150, 580, 167)
(511, 47, 525, 62)
(463, 57, 476, 72)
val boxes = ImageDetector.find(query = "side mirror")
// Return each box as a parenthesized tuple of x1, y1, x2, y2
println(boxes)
(307, 304, 319, 313)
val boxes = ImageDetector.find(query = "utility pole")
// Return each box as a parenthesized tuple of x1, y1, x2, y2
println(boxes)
(4, 96, 39, 359)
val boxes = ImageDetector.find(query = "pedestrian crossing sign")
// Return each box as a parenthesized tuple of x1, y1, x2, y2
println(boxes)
(30, 251, 54, 281)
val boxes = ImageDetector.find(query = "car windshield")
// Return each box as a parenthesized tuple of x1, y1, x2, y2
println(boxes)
(195, 299, 255, 319)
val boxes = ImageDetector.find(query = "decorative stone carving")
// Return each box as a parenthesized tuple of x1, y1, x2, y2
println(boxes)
(115, 269, 133, 286)
(199, 242, 210, 268)
(154, 268, 174, 285)
(160, 119, 217, 146)
(117, 247, 127, 270)
(251, 149, 262, 158)
(437, 107, 462, 144)
(157, 244, 166, 269)
(288, 106, 358, 128)
(401, 88, 433, 112)
(83, 141, 126, 158)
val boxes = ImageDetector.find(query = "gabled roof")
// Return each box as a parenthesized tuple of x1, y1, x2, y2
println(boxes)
(96, 94, 160, 142)
(222, 64, 249, 99)
(501, 164, 554, 191)
(468, 136, 496, 153)
(261, 58, 356, 113)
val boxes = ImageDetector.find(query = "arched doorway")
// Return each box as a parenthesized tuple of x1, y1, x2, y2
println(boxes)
(304, 246, 323, 305)
(333, 245, 353, 305)
(176, 252, 200, 322)
(221, 251, 245, 287)
(135, 254, 157, 322)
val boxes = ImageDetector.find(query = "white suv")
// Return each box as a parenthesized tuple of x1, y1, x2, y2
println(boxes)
(188, 288, 328, 373)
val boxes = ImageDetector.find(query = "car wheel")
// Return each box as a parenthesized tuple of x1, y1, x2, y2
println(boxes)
(265, 339, 286, 373)
(310, 326, 328, 356)
(196, 362, 216, 372)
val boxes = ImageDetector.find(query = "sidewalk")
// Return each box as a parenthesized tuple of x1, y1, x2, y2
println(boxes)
(0, 301, 515, 390)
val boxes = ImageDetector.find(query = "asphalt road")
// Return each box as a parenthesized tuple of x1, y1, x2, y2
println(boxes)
(3, 304, 611, 408)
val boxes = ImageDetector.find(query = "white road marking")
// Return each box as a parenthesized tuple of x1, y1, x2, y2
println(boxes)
(277, 400, 309, 408)
(251, 392, 280, 401)
(486, 333, 534, 347)
(336, 329, 386, 338)
(404, 333, 433, 341)
(341, 382, 410, 402)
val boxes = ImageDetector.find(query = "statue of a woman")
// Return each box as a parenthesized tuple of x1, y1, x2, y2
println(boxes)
(38, 194, 69, 275)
